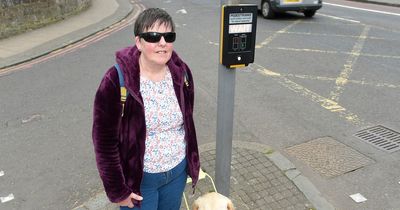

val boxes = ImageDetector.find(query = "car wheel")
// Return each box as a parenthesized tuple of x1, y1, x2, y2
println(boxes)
(304, 10, 316, 18)
(261, 0, 276, 19)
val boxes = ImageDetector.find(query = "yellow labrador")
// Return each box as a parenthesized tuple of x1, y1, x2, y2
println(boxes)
(192, 192, 235, 210)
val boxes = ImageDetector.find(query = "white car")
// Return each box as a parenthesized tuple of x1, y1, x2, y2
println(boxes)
(239, 0, 323, 18)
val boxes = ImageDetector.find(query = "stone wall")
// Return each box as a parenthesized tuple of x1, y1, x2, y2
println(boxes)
(0, 0, 91, 39)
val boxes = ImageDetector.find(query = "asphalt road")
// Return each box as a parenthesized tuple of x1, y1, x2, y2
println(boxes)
(0, 0, 399, 209)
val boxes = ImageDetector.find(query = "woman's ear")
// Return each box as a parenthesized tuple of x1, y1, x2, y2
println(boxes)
(135, 36, 142, 51)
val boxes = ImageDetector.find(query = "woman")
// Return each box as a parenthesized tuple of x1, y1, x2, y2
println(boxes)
(92, 8, 200, 210)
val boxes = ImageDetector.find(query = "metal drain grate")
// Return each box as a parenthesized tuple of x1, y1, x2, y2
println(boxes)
(355, 125, 400, 153)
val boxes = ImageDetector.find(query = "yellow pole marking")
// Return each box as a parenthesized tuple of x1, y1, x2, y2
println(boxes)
(253, 63, 366, 126)
(329, 26, 370, 102)
(230, 64, 246, 68)
(255, 20, 301, 49)
(219, 5, 225, 64)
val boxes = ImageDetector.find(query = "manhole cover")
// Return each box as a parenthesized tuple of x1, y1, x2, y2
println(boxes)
(354, 125, 400, 153)
(285, 137, 374, 178)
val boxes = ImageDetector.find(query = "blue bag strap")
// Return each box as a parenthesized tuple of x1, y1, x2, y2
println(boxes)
(114, 64, 128, 117)
(114, 64, 125, 87)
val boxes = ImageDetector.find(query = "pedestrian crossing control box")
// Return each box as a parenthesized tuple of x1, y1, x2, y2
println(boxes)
(220, 5, 257, 69)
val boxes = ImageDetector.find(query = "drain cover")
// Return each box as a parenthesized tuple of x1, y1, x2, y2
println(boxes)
(285, 137, 373, 178)
(354, 125, 400, 153)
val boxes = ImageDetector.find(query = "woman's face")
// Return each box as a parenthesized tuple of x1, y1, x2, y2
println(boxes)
(135, 22, 174, 68)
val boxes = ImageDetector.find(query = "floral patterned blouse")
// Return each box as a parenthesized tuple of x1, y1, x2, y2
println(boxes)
(140, 69, 186, 173)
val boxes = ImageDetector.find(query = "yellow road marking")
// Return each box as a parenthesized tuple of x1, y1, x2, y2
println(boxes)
(297, 21, 360, 26)
(283, 73, 400, 89)
(255, 20, 301, 49)
(271, 47, 339, 54)
(361, 53, 400, 59)
(268, 46, 400, 59)
(253, 63, 366, 126)
(329, 26, 370, 102)
(281, 31, 392, 41)
(369, 24, 400, 35)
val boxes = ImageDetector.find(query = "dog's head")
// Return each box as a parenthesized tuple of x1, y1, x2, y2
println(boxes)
(192, 192, 235, 210)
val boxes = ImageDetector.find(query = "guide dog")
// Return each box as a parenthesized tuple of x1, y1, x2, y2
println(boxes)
(192, 192, 235, 210)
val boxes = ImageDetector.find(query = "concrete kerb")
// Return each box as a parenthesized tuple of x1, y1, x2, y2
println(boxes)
(0, 0, 134, 69)
(267, 151, 335, 210)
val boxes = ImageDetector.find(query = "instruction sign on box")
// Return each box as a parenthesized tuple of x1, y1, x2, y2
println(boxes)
(220, 5, 257, 69)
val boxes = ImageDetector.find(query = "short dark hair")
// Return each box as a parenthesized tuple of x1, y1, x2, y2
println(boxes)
(134, 8, 175, 36)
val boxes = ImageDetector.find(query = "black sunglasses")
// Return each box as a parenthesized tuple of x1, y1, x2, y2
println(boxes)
(138, 32, 176, 43)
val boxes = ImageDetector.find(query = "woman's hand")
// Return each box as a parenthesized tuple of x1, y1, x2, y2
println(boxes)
(118, 193, 143, 208)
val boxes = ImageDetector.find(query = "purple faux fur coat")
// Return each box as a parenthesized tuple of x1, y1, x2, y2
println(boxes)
(92, 46, 200, 203)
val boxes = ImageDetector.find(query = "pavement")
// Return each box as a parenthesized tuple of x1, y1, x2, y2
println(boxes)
(74, 141, 333, 210)
(0, 0, 398, 209)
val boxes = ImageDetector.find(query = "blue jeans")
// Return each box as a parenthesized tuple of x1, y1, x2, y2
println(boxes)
(120, 158, 187, 210)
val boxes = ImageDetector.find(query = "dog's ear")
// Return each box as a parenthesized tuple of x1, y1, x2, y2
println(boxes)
(227, 200, 235, 210)
(192, 200, 200, 210)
